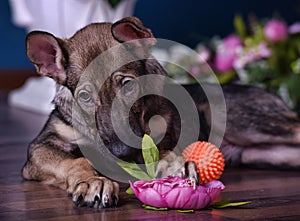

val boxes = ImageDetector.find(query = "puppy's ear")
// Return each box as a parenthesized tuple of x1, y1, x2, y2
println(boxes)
(111, 16, 156, 57)
(26, 31, 67, 84)
(112, 16, 155, 42)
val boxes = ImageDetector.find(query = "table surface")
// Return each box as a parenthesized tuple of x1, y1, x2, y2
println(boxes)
(0, 98, 299, 221)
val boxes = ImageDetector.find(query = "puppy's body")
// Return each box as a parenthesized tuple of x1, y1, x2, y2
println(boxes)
(185, 83, 300, 167)
(22, 17, 300, 208)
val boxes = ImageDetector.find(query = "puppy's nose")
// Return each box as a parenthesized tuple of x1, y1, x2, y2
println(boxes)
(108, 143, 137, 161)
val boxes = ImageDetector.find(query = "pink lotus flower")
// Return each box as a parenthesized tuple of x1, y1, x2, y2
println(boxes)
(214, 35, 242, 73)
(264, 20, 288, 42)
(130, 176, 225, 210)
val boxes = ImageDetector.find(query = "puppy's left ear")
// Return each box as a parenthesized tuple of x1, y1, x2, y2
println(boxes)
(111, 16, 157, 57)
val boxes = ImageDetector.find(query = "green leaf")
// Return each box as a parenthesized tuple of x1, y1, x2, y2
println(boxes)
(234, 14, 247, 39)
(211, 198, 252, 209)
(142, 204, 168, 211)
(291, 59, 300, 74)
(283, 74, 300, 107)
(117, 160, 152, 180)
(126, 187, 134, 195)
(213, 201, 252, 208)
(176, 209, 195, 213)
(216, 71, 236, 84)
(142, 134, 159, 178)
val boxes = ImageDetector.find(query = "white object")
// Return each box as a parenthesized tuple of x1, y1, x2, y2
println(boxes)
(8, 0, 136, 114)
(9, 77, 56, 114)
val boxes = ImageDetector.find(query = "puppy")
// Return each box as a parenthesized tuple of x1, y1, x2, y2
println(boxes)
(22, 16, 300, 208)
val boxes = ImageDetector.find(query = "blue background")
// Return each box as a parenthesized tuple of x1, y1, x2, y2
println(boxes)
(1, 0, 300, 69)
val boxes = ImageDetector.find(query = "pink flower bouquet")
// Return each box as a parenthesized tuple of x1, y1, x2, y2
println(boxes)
(130, 176, 225, 210)
(155, 15, 300, 113)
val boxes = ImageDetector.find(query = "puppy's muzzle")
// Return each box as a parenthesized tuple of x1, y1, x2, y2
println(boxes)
(105, 139, 139, 161)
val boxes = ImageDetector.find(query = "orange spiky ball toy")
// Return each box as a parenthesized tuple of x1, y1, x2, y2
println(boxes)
(182, 141, 225, 184)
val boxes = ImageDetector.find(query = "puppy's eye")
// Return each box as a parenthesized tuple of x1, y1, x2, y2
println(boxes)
(121, 79, 136, 96)
(78, 90, 92, 103)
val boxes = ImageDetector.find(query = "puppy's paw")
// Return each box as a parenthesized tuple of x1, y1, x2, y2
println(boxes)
(69, 176, 119, 208)
(156, 151, 185, 178)
(156, 151, 199, 184)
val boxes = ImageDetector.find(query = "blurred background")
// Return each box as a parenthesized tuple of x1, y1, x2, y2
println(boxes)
(1, 0, 299, 69)
(0, 0, 300, 114)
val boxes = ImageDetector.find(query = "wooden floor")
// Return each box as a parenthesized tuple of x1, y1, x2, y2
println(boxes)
(0, 97, 300, 221)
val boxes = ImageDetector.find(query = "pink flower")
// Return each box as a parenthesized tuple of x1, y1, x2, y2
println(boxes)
(196, 47, 211, 63)
(233, 42, 271, 70)
(289, 22, 300, 34)
(214, 35, 242, 73)
(130, 176, 225, 210)
(257, 42, 272, 58)
(189, 65, 200, 77)
(264, 19, 288, 42)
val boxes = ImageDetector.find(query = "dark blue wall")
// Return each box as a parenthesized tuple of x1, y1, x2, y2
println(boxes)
(0, 1, 28, 69)
(1, 0, 300, 69)
(135, 0, 300, 46)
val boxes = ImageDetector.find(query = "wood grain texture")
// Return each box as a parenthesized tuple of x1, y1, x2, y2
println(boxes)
(0, 97, 299, 221)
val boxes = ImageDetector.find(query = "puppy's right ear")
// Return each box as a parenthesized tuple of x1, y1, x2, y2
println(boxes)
(112, 16, 156, 58)
(26, 31, 67, 84)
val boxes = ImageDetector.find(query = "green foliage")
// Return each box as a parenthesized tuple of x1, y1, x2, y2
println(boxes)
(211, 198, 252, 209)
(141, 199, 251, 212)
(117, 160, 152, 180)
(142, 134, 159, 178)
(234, 16, 300, 112)
(117, 134, 159, 181)
(176, 209, 195, 213)
(234, 14, 247, 39)
(216, 71, 236, 84)
(126, 187, 134, 195)
(284, 74, 300, 105)
(142, 204, 168, 211)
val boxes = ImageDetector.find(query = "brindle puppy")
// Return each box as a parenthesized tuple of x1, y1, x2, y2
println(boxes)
(22, 16, 300, 208)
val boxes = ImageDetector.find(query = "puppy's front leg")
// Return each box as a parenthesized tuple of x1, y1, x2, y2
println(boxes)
(22, 146, 119, 208)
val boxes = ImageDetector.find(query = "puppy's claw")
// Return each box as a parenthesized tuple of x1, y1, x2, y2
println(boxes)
(155, 152, 186, 178)
(94, 194, 100, 202)
(184, 161, 200, 185)
(189, 177, 197, 190)
(112, 195, 119, 207)
(86, 194, 99, 208)
(69, 177, 119, 208)
(74, 194, 84, 207)
(102, 193, 111, 208)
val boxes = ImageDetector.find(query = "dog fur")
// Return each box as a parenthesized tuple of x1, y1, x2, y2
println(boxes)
(22, 16, 300, 208)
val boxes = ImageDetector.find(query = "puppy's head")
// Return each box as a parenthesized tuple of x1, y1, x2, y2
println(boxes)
(26, 17, 167, 161)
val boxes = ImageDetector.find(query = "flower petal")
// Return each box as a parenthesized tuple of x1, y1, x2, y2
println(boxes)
(165, 187, 194, 209)
(131, 177, 225, 210)
(204, 181, 225, 206)
(129, 181, 140, 196)
(153, 182, 172, 195)
(138, 188, 167, 208)
(186, 191, 210, 209)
